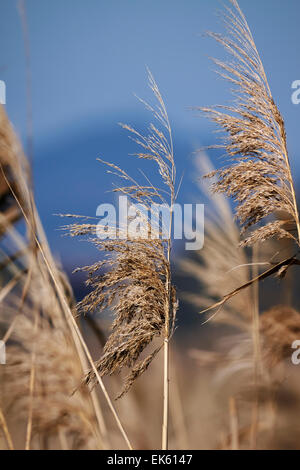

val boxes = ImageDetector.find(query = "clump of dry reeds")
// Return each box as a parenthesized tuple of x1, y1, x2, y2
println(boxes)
(64, 70, 178, 448)
(2, 0, 300, 452)
(182, 0, 300, 449)
(0, 104, 132, 450)
(0, 303, 99, 450)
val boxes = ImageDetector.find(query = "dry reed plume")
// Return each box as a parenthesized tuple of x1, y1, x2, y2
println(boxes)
(64, 70, 178, 449)
(196, 0, 300, 314)
(200, 0, 299, 248)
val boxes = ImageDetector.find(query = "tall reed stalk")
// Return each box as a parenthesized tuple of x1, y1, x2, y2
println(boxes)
(64, 70, 178, 449)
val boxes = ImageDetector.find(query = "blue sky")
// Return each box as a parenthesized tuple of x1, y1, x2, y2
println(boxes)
(1, 0, 300, 269)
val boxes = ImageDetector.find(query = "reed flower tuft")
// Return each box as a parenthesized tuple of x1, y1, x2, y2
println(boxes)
(199, 0, 300, 248)
(65, 70, 178, 400)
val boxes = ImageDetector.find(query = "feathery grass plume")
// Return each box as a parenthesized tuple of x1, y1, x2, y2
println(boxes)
(199, 0, 300, 249)
(65, 71, 178, 427)
(181, 153, 252, 329)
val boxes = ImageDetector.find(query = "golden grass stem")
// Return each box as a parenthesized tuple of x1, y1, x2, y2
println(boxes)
(229, 397, 239, 451)
(162, 182, 174, 449)
(0, 408, 14, 450)
(162, 259, 171, 450)
(250, 401, 259, 450)
(58, 428, 69, 451)
(162, 336, 169, 450)
(25, 305, 38, 450)
(250, 245, 261, 449)
(170, 355, 189, 450)
(0, 270, 26, 303)
(2, 316, 18, 343)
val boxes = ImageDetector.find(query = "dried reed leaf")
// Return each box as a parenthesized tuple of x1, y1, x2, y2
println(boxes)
(200, 254, 300, 315)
